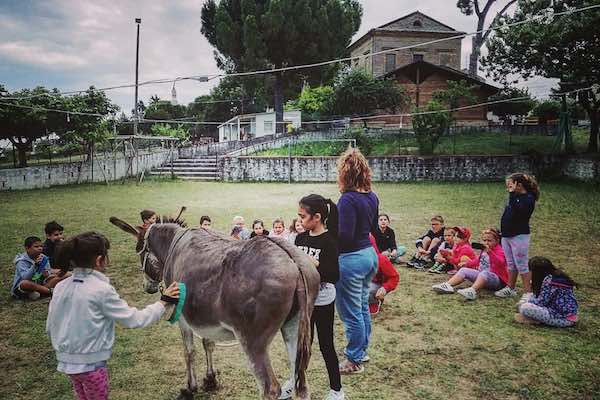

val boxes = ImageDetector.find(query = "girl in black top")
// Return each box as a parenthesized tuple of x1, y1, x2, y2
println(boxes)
(280, 194, 344, 400)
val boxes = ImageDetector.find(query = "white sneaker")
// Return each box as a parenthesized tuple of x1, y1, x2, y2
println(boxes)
(432, 282, 454, 294)
(278, 379, 294, 399)
(457, 287, 478, 300)
(28, 291, 41, 300)
(325, 389, 345, 400)
(516, 292, 534, 310)
(494, 286, 517, 298)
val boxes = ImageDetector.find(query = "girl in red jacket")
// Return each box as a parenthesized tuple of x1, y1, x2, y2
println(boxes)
(432, 228, 508, 300)
(368, 235, 399, 314)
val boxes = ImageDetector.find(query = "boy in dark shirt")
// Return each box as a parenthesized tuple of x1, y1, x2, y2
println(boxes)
(407, 215, 445, 269)
(371, 214, 405, 264)
(43, 221, 64, 269)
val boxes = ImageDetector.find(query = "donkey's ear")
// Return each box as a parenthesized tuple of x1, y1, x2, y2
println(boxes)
(109, 217, 139, 237)
(174, 206, 187, 221)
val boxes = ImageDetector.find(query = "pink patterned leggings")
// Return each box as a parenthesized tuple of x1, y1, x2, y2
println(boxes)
(69, 367, 109, 400)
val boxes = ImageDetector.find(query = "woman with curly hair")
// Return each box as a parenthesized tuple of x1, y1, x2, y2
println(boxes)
(335, 147, 379, 375)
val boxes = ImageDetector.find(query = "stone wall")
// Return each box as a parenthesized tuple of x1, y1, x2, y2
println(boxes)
(220, 155, 600, 183)
(0, 148, 172, 191)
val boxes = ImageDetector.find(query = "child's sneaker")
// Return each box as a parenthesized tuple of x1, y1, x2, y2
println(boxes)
(427, 262, 441, 273)
(325, 389, 345, 400)
(432, 282, 454, 294)
(28, 291, 41, 300)
(457, 287, 478, 300)
(516, 292, 534, 310)
(278, 379, 294, 399)
(494, 286, 517, 298)
(437, 263, 452, 273)
(406, 255, 420, 268)
(369, 300, 382, 315)
(339, 359, 364, 375)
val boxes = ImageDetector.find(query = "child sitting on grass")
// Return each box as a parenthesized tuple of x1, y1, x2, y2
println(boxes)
(269, 217, 288, 238)
(372, 214, 405, 264)
(407, 215, 445, 269)
(515, 257, 578, 327)
(432, 228, 508, 300)
(43, 220, 64, 269)
(140, 209, 157, 229)
(11, 236, 67, 300)
(250, 219, 269, 238)
(428, 227, 456, 273)
(287, 217, 305, 243)
(368, 234, 399, 315)
(436, 226, 476, 275)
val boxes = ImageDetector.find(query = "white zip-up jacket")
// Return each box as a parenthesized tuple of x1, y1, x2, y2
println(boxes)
(46, 268, 165, 364)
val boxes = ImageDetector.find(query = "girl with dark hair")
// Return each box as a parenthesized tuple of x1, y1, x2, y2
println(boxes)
(495, 173, 540, 303)
(335, 148, 379, 375)
(515, 257, 578, 327)
(47, 232, 180, 400)
(250, 219, 269, 238)
(279, 194, 344, 400)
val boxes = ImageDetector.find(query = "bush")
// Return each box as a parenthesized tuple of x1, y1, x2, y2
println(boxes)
(344, 128, 375, 156)
(412, 100, 452, 155)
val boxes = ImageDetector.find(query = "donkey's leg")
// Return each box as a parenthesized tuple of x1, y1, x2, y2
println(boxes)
(178, 321, 198, 400)
(201, 338, 218, 391)
(280, 314, 300, 391)
(242, 342, 281, 400)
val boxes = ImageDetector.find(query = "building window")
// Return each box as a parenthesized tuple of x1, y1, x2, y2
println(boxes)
(385, 53, 396, 73)
(264, 121, 273, 134)
(413, 54, 424, 63)
(413, 20, 423, 28)
(439, 53, 452, 66)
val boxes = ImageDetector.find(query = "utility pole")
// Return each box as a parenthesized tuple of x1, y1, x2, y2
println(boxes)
(133, 18, 141, 136)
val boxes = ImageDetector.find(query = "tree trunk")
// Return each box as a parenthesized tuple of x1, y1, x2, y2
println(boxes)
(469, 35, 483, 77)
(16, 143, 28, 168)
(588, 110, 599, 153)
(274, 72, 284, 134)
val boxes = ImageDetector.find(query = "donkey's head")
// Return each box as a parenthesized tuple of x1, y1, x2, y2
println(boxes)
(110, 207, 187, 294)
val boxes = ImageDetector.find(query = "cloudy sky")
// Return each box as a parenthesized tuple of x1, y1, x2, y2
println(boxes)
(0, 0, 555, 114)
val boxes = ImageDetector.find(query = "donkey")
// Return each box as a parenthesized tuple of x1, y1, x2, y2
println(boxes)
(110, 214, 320, 399)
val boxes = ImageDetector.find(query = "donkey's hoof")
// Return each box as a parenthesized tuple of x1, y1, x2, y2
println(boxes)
(202, 373, 219, 392)
(177, 388, 195, 400)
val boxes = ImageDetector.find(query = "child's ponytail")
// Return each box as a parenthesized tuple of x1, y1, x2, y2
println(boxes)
(299, 194, 338, 238)
(55, 232, 110, 271)
(326, 199, 339, 239)
(508, 173, 540, 201)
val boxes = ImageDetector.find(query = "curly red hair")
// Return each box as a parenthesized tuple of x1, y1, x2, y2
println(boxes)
(336, 147, 372, 192)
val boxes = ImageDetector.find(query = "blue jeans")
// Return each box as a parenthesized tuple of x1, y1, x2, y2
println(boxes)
(336, 246, 378, 364)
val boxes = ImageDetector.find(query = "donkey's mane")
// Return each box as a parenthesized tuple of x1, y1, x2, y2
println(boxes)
(157, 215, 188, 227)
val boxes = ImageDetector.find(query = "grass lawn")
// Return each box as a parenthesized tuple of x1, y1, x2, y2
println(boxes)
(255, 129, 591, 157)
(1, 179, 599, 400)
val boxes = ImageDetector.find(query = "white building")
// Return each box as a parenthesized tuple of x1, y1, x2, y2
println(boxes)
(218, 110, 301, 142)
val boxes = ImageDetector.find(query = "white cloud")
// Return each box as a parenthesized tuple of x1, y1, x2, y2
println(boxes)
(0, 42, 88, 69)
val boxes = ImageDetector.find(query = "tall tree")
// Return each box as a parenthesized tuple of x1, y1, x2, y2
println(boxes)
(481, 0, 600, 152)
(457, 0, 518, 76)
(201, 0, 362, 133)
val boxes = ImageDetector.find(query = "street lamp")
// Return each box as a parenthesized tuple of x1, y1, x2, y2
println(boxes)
(133, 18, 141, 136)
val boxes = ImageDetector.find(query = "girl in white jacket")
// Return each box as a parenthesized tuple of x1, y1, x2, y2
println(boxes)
(46, 231, 179, 400)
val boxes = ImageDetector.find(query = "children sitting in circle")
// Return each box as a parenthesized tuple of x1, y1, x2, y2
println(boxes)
(372, 214, 405, 264)
(287, 217, 305, 243)
(428, 227, 456, 273)
(368, 234, 399, 315)
(432, 228, 508, 300)
(46, 231, 180, 400)
(43, 221, 64, 269)
(407, 215, 445, 269)
(250, 219, 269, 238)
(515, 257, 578, 327)
(269, 217, 288, 239)
(12, 236, 68, 300)
(200, 215, 212, 229)
(436, 226, 477, 275)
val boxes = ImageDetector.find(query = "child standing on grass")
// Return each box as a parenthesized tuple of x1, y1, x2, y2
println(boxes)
(494, 173, 540, 303)
(428, 227, 456, 273)
(279, 194, 343, 400)
(12, 236, 67, 300)
(269, 217, 288, 239)
(46, 231, 179, 400)
(515, 257, 578, 327)
(432, 228, 508, 300)
(250, 219, 269, 238)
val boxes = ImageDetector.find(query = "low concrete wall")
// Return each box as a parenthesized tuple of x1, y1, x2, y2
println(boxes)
(0, 148, 173, 191)
(220, 155, 600, 183)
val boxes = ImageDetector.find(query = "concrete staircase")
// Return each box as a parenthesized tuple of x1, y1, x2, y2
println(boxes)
(150, 156, 219, 180)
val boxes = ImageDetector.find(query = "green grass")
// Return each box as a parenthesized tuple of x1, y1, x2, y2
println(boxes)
(1, 180, 600, 399)
(255, 129, 591, 157)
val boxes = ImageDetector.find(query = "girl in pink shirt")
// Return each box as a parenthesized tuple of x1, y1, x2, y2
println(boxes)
(436, 226, 476, 275)
(432, 228, 509, 300)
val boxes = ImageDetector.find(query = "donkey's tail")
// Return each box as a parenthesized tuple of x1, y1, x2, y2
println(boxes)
(294, 262, 312, 397)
